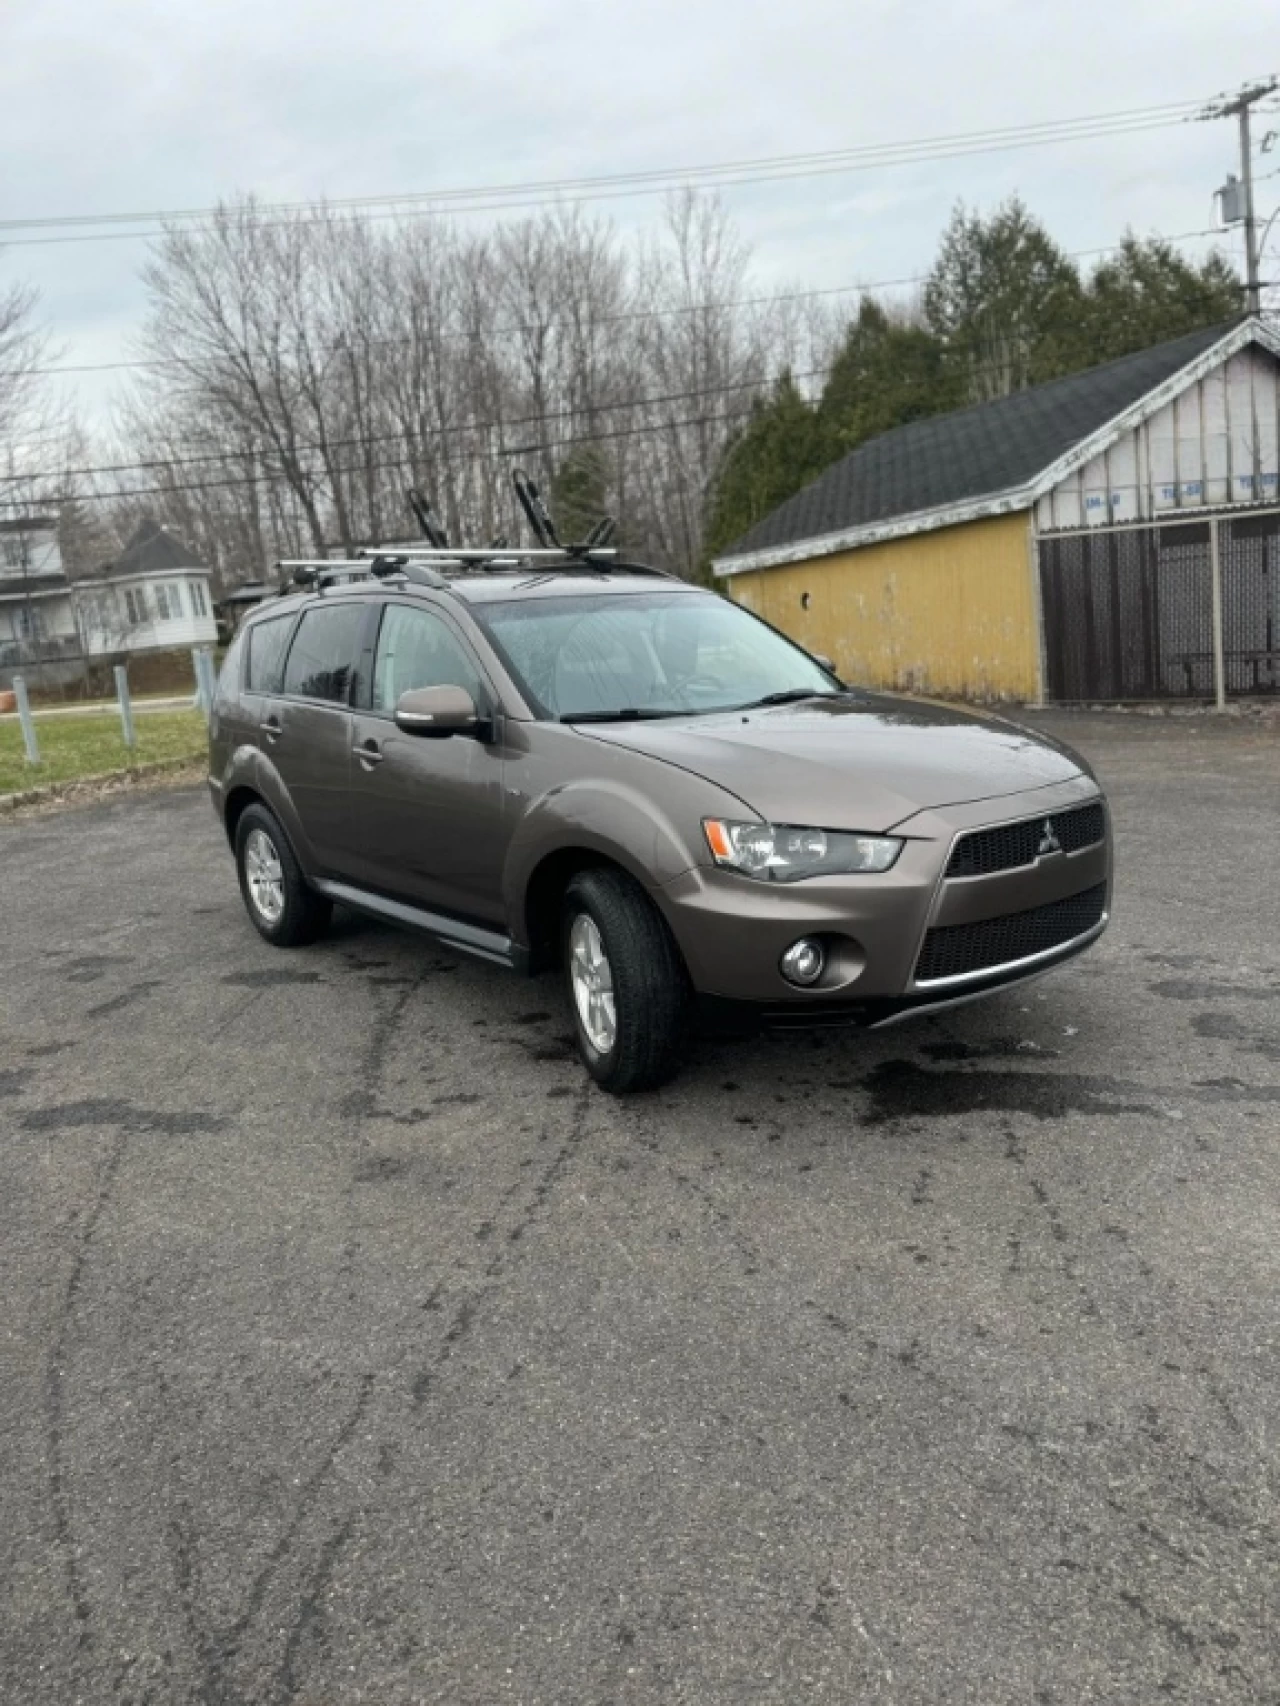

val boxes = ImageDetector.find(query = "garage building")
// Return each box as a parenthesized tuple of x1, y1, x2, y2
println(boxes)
(712, 317, 1280, 704)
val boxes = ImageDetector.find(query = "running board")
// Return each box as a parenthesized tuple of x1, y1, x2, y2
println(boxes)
(313, 880, 528, 972)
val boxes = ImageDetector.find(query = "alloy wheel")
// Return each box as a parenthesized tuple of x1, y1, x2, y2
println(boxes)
(569, 913, 617, 1054)
(244, 827, 285, 925)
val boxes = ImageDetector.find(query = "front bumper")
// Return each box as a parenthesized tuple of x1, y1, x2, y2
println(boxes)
(655, 774, 1110, 1011)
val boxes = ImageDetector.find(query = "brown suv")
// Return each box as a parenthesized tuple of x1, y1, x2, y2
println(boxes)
(209, 541, 1110, 1092)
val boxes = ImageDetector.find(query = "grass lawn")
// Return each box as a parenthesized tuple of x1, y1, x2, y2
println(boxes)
(0, 709, 208, 795)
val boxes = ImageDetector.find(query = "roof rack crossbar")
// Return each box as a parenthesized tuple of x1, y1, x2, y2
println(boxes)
(361, 546, 619, 562)
(275, 554, 449, 591)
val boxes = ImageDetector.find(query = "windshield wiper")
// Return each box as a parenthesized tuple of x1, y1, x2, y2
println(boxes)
(560, 707, 686, 724)
(738, 687, 846, 709)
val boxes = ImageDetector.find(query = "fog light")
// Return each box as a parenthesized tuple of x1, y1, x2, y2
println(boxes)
(780, 937, 825, 986)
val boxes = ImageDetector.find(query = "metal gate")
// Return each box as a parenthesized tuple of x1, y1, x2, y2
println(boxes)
(1039, 510, 1280, 701)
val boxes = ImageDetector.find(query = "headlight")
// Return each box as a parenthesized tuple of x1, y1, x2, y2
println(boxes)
(703, 819, 903, 881)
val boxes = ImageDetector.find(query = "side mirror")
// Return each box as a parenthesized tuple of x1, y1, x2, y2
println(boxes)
(394, 684, 480, 738)
(810, 652, 837, 675)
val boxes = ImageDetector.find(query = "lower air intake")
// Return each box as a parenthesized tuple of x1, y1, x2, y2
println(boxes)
(915, 883, 1108, 984)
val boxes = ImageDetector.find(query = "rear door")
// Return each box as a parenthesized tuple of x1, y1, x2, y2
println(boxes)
(342, 598, 510, 923)
(264, 599, 367, 873)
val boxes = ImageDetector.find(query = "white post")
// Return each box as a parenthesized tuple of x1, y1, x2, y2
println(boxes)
(114, 665, 137, 749)
(1208, 515, 1227, 711)
(192, 646, 210, 713)
(13, 674, 41, 766)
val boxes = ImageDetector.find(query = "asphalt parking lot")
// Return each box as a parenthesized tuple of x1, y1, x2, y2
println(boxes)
(2, 709, 1278, 1706)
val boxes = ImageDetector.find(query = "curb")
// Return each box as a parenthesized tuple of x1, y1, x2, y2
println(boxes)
(0, 756, 205, 816)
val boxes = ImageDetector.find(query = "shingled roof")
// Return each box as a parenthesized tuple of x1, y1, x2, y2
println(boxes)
(113, 518, 204, 576)
(714, 320, 1247, 572)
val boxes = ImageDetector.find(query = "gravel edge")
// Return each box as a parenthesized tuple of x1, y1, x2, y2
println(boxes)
(0, 756, 206, 820)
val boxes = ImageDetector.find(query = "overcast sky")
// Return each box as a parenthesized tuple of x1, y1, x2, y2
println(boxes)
(2, 0, 1277, 433)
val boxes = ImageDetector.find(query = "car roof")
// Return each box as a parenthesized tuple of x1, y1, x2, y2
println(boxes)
(243, 567, 710, 625)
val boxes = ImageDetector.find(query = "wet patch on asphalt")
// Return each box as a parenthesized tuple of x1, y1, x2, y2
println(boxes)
(18, 1098, 227, 1136)
(857, 1060, 1163, 1124)
(60, 954, 133, 985)
(221, 968, 325, 987)
(1191, 1012, 1280, 1061)
(85, 981, 163, 1020)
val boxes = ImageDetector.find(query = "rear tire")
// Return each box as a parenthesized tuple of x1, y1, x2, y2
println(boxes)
(562, 868, 690, 1093)
(234, 803, 332, 947)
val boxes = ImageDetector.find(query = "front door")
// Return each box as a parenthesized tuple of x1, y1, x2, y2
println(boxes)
(342, 599, 510, 925)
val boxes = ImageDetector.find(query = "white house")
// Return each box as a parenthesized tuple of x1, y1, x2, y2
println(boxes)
(0, 517, 83, 684)
(75, 519, 218, 658)
(0, 515, 218, 690)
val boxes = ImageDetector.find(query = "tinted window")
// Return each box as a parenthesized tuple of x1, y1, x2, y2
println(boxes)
(282, 604, 364, 703)
(372, 603, 484, 712)
(245, 612, 296, 694)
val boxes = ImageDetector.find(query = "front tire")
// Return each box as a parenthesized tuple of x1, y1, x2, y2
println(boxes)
(562, 868, 690, 1093)
(234, 803, 332, 947)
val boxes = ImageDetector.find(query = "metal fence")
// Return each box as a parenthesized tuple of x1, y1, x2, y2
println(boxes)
(1039, 507, 1280, 702)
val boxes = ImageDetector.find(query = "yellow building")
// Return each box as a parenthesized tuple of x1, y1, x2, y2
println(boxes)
(712, 319, 1280, 705)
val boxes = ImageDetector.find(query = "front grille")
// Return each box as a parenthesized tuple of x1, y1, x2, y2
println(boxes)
(914, 882, 1107, 984)
(946, 800, 1106, 878)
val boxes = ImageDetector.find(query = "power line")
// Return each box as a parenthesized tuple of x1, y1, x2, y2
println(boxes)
(0, 100, 1214, 250)
(1, 317, 1248, 507)
(4, 367, 815, 486)
(0, 405, 762, 512)
(27, 227, 1227, 380)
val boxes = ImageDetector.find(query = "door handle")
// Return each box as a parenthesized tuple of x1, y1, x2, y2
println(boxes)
(354, 740, 384, 768)
(260, 717, 282, 743)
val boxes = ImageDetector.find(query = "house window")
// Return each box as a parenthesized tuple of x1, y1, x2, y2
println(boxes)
(190, 580, 209, 618)
(14, 605, 44, 641)
(169, 582, 187, 617)
(124, 586, 147, 624)
(2, 536, 24, 568)
(154, 584, 172, 620)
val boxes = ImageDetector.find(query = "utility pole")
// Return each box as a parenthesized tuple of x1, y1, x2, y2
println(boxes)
(1202, 77, 1279, 316)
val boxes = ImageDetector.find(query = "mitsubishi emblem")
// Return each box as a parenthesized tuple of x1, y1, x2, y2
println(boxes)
(1037, 818, 1062, 856)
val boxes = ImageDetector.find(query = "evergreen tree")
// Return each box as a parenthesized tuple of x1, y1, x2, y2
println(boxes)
(817, 297, 964, 454)
(924, 197, 1083, 399)
(701, 373, 825, 568)
(1076, 234, 1242, 366)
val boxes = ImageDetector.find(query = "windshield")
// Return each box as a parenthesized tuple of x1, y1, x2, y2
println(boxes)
(473, 589, 839, 721)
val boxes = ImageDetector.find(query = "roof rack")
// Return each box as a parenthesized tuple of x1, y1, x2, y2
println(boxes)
(275, 554, 448, 592)
(268, 471, 675, 595)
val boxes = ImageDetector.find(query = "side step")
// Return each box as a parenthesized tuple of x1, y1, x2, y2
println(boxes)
(313, 880, 528, 973)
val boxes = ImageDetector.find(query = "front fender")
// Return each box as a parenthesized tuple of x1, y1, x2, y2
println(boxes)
(502, 757, 752, 952)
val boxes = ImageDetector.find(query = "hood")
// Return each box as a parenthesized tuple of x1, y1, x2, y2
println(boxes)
(580, 694, 1086, 832)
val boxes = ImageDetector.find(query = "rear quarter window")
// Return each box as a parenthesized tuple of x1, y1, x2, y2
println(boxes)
(245, 612, 296, 694)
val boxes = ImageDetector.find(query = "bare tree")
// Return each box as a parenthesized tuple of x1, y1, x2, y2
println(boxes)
(0, 277, 50, 449)
(111, 192, 796, 582)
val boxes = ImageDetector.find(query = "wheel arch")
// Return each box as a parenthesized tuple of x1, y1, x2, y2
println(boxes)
(223, 783, 262, 846)
(523, 846, 634, 974)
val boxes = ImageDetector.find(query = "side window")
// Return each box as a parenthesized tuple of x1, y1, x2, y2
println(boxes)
(372, 603, 485, 713)
(282, 603, 365, 704)
(245, 612, 297, 694)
